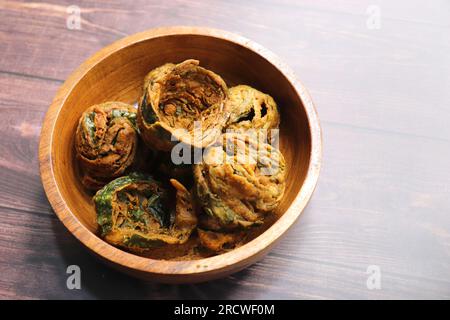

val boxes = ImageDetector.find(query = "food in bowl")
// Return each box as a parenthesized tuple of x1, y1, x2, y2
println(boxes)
(94, 172, 197, 252)
(137, 59, 229, 151)
(75, 102, 138, 189)
(226, 85, 280, 134)
(75, 59, 287, 258)
(194, 133, 286, 230)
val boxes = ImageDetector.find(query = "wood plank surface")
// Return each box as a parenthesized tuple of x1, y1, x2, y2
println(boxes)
(0, 0, 449, 299)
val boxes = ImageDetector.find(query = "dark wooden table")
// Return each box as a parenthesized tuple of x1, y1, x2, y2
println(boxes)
(1, 0, 449, 299)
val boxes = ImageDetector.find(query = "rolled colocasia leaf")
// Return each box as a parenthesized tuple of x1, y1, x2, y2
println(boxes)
(75, 102, 138, 190)
(193, 133, 286, 230)
(225, 85, 280, 137)
(137, 59, 229, 151)
(94, 172, 197, 252)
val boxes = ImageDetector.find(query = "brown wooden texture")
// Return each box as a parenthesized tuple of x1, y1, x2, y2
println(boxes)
(0, 0, 449, 299)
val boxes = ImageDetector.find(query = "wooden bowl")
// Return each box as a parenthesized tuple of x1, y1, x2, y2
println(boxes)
(39, 27, 322, 283)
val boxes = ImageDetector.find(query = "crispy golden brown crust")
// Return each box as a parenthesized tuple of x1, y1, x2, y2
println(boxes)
(75, 101, 138, 190)
(225, 85, 280, 134)
(94, 173, 197, 252)
(197, 229, 245, 253)
(194, 132, 286, 230)
(137, 59, 229, 151)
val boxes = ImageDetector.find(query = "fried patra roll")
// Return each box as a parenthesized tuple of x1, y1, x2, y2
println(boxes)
(75, 102, 138, 190)
(225, 85, 280, 134)
(137, 59, 229, 151)
(94, 172, 197, 252)
(193, 133, 286, 229)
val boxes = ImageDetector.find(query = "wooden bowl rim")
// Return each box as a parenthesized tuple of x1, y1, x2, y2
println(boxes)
(39, 26, 322, 277)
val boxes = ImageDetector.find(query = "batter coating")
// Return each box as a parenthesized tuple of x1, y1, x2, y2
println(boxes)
(94, 173, 197, 252)
(138, 59, 229, 151)
(75, 102, 138, 189)
(194, 133, 286, 230)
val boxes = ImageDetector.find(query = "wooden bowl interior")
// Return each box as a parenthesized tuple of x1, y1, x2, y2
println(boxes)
(52, 34, 312, 254)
